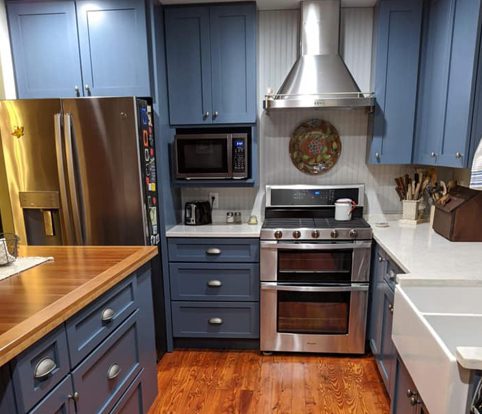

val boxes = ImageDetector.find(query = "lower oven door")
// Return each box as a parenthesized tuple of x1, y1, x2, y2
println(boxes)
(260, 283, 369, 354)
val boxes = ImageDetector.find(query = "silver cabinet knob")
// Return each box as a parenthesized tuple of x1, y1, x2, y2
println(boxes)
(410, 396, 421, 406)
(74, 85, 80, 97)
(431, 152, 436, 158)
(84, 84, 91, 95)
(375, 152, 380, 161)
(68, 392, 80, 402)
(407, 389, 418, 398)
(206, 248, 221, 255)
(208, 317, 223, 325)
(378, 255, 384, 263)
(207, 280, 222, 287)
(107, 363, 121, 380)
(213, 111, 219, 118)
(101, 307, 115, 323)
(388, 270, 397, 281)
(203, 111, 210, 118)
(455, 152, 463, 159)
(388, 304, 394, 313)
(34, 357, 57, 380)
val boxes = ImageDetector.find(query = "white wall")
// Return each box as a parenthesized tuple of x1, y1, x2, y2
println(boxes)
(182, 8, 419, 220)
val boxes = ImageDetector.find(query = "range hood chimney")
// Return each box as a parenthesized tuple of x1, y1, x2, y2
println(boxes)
(264, 0, 374, 110)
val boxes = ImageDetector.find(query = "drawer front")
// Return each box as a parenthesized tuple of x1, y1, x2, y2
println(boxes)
(29, 375, 75, 414)
(170, 263, 259, 301)
(110, 370, 144, 414)
(72, 311, 142, 414)
(66, 275, 137, 367)
(384, 259, 404, 291)
(172, 302, 259, 338)
(168, 238, 259, 263)
(12, 326, 70, 413)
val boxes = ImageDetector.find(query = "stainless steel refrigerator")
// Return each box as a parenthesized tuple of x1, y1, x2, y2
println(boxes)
(0, 97, 166, 356)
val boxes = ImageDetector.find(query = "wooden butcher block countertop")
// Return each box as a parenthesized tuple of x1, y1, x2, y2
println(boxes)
(0, 245, 158, 366)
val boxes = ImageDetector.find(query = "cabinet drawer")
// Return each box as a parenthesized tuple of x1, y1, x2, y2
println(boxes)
(170, 263, 259, 301)
(12, 326, 70, 413)
(109, 370, 144, 414)
(66, 275, 137, 367)
(172, 302, 259, 338)
(384, 259, 404, 291)
(72, 310, 142, 414)
(29, 375, 75, 414)
(168, 238, 259, 263)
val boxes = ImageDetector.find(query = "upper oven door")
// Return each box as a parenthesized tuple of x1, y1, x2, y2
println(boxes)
(175, 134, 232, 178)
(260, 241, 371, 283)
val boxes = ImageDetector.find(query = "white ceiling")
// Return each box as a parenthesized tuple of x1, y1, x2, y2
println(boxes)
(160, 0, 378, 9)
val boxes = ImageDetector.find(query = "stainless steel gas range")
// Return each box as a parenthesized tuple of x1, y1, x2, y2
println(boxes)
(260, 185, 373, 354)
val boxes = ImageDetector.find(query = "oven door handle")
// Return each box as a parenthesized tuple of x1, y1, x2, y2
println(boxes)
(260, 282, 369, 292)
(261, 241, 372, 250)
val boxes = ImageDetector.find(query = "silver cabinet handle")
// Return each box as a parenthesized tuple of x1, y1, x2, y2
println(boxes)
(456, 152, 463, 159)
(207, 280, 222, 287)
(206, 248, 221, 255)
(388, 304, 394, 313)
(213, 111, 219, 118)
(407, 389, 418, 398)
(101, 307, 115, 322)
(107, 363, 121, 380)
(84, 84, 91, 95)
(431, 152, 437, 158)
(375, 152, 380, 161)
(74, 85, 80, 97)
(68, 391, 80, 402)
(208, 317, 223, 325)
(203, 111, 210, 118)
(378, 255, 384, 263)
(388, 270, 396, 281)
(34, 357, 57, 380)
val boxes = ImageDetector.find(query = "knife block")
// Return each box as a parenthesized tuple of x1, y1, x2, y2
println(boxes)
(433, 186, 482, 241)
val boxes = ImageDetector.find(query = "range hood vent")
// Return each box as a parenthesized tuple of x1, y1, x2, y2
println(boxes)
(263, 0, 374, 110)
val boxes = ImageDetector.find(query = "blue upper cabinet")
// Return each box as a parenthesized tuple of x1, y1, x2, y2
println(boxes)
(414, 0, 482, 168)
(368, 0, 423, 164)
(164, 7, 212, 125)
(209, 4, 256, 124)
(164, 3, 257, 126)
(7, 1, 83, 98)
(7, 0, 150, 99)
(76, 0, 150, 97)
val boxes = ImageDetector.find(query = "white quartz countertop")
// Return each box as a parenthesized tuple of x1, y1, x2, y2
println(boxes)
(166, 223, 263, 238)
(369, 219, 482, 280)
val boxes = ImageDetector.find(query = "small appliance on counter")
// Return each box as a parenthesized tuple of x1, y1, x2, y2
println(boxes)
(433, 186, 482, 241)
(184, 201, 212, 225)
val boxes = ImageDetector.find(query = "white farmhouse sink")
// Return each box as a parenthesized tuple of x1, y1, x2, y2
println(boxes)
(393, 284, 482, 414)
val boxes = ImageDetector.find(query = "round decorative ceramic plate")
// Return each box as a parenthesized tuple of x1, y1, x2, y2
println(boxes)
(289, 119, 342, 175)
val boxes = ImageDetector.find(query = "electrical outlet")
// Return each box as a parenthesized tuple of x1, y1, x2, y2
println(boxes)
(209, 192, 219, 209)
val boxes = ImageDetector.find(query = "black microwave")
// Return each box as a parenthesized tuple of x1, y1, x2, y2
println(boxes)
(174, 133, 249, 179)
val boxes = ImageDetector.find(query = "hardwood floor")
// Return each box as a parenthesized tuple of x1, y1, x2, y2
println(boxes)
(149, 350, 390, 414)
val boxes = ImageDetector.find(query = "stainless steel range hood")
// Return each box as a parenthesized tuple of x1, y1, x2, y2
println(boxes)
(263, 0, 374, 110)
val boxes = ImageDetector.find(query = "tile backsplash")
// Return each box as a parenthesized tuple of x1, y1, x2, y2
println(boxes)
(181, 8, 469, 222)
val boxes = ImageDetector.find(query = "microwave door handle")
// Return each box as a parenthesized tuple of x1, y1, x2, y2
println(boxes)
(261, 242, 372, 250)
(261, 283, 369, 292)
(54, 113, 75, 245)
(227, 135, 233, 178)
(63, 113, 84, 245)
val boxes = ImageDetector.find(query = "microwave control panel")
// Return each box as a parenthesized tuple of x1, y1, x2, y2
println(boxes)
(232, 137, 247, 176)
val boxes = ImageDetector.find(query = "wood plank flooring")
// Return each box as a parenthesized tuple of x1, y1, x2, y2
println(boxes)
(149, 350, 390, 414)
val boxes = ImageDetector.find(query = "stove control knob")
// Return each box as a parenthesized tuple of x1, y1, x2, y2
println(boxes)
(349, 229, 358, 239)
(331, 229, 338, 239)
(274, 231, 283, 239)
(293, 230, 301, 239)
(311, 230, 320, 239)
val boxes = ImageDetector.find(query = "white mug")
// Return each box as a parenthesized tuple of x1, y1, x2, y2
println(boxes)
(335, 198, 356, 221)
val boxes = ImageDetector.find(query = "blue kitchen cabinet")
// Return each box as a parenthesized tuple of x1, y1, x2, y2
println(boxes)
(29, 375, 75, 414)
(392, 357, 428, 414)
(414, 0, 482, 168)
(164, 3, 256, 126)
(76, 0, 151, 97)
(0, 365, 16, 414)
(369, 0, 423, 164)
(164, 7, 212, 125)
(7, 0, 150, 99)
(7, 1, 83, 98)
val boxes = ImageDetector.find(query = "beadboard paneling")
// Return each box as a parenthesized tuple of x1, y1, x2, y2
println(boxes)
(182, 8, 415, 218)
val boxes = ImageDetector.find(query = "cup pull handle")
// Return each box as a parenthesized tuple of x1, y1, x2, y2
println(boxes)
(208, 317, 223, 325)
(101, 307, 116, 323)
(34, 357, 57, 380)
(107, 363, 121, 380)
(206, 248, 221, 255)
(207, 280, 222, 287)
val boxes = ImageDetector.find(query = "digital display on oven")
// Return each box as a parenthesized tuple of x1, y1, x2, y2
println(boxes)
(270, 188, 359, 206)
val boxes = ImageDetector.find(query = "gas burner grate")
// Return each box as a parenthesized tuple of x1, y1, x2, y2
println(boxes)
(262, 218, 315, 229)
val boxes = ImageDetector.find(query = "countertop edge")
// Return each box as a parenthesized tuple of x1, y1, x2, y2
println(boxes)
(456, 347, 482, 370)
(0, 246, 158, 366)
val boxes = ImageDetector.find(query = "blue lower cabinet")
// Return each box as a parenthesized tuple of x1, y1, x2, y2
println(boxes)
(170, 262, 259, 301)
(72, 311, 142, 414)
(29, 375, 75, 414)
(0, 365, 16, 414)
(172, 302, 259, 339)
(110, 370, 145, 414)
(11, 326, 70, 413)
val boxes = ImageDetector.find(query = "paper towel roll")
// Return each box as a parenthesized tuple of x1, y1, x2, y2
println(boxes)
(470, 138, 482, 190)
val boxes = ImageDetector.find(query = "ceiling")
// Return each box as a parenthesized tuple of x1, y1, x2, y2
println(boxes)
(160, 0, 378, 9)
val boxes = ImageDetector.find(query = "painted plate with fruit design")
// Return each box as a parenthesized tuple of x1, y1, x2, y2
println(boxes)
(289, 119, 341, 175)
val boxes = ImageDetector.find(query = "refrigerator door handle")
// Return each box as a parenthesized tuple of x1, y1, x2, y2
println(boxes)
(54, 113, 75, 245)
(63, 113, 84, 245)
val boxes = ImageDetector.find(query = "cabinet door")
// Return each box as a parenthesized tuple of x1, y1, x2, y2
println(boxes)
(29, 375, 75, 414)
(165, 7, 212, 125)
(379, 283, 396, 399)
(7, 1, 83, 98)
(369, 0, 422, 164)
(392, 358, 418, 414)
(368, 246, 386, 357)
(0, 365, 16, 414)
(76, 0, 150, 97)
(209, 4, 256, 124)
